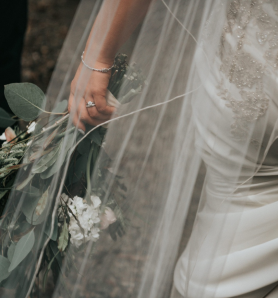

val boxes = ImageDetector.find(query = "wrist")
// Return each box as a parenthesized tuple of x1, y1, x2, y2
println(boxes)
(82, 50, 115, 68)
(97, 51, 116, 66)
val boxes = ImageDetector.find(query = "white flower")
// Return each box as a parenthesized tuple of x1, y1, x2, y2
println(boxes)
(91, 195, 101, 208)
(0, 132, 6, 140)
(100, 207, 117, 230)
(69, 196, 86, 216)
(69, 222, 84, 247)
(89, 227, 100, 240)
(27, 122, 36, 134)
(67, 195, 102, 248)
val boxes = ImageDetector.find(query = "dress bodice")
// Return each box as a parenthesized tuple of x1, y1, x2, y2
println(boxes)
(193, 0, 278, 181)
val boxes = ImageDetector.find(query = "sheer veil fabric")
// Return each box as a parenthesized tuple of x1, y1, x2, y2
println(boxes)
(1, 0, 278, 297)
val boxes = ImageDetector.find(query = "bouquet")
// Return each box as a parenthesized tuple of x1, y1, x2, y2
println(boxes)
(0, 54, 144, 293)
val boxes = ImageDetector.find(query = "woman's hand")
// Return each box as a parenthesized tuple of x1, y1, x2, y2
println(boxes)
(68, 60, 115, 132)
(68, 0, 152, 132)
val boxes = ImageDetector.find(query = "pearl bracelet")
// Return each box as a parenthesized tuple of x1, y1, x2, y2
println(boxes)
(81, 52, 114, 73)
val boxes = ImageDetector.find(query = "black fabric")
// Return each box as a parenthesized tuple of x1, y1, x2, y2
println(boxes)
(0, 0, 28, 115)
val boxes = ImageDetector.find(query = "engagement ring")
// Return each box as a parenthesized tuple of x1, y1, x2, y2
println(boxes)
(86, 101, 96, 108)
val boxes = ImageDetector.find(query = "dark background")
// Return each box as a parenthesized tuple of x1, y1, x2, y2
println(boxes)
(21, 0, 80, 92)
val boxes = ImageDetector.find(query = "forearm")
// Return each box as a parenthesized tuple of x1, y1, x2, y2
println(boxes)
(84, 0, 152, 66)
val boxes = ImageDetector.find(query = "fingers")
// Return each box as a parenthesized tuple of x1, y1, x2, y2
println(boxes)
(87, 71, 115, 116)
(68, 92, 110, 131)
(68, 67, 115, 131)
(84, 96, 110, 121)
(72, 113, 104, 133)
(93, 93, 115, 116)
(68, 93, 85, 132)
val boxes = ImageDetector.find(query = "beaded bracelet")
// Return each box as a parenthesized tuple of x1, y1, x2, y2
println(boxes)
(81, 51, 114, 73)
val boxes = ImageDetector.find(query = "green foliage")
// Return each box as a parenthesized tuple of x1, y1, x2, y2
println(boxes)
(87, 128, 102, 146)
(43, 250, 59, 291)
(0, 255, 10, 282)
(21, 187, 49, 225)
(16, 173, 34, 190)
(8, 229, 35, 272)
(68, 154, 87, 185)
(7, 243, 16, 262)
(0, 108, 16, 128)
(4, 83, 45, 121)
(32, 139, 62, 174)
(40, 131, 74, 179)
(21, 186, 41, 219)
(0, 53, 144, 293)
(58, 219, 68, 252)
(76, 137, 91, 155)
(44, 217, 58, 241)
(48, 99, 68, 123)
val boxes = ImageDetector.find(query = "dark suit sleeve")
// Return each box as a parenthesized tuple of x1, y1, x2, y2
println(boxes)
(0, 0, 28, 114)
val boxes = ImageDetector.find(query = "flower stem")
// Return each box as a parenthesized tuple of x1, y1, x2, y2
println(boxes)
(85, 142, 95, 203)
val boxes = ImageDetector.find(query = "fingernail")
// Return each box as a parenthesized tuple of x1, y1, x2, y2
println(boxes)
(78, 129, 85, 135)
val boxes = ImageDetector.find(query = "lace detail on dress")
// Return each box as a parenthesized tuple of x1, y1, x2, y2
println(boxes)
(217, 0, 278, 142)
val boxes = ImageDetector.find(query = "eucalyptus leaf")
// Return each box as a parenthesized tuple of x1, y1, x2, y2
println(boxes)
(21, 186, 48, 225)
(32, 142, 62, 174)
(32, 141, 62, 174)
(24, 189, 48, 225)
(43, 127, 59, 149)
(41, 132, 74, 179)
(16, 173, 34, 190)
(26, 206, 48, 226)
(48, 100, 68, 123)
(58, 219, 68, 252)
(8, 229, 35, 272)
(88, 129, 102, 146)
(1, 264, 25, 289)
(14, 221, 32, 236)
(4, 83, 45, 121)
(0, 108, 16, 128)
(45, 216, 58, 241)
(7, 243, 16, 262)
(0, 255, 10, 282)
(21, 186, 41, 219)
(35, 187, 49, 216)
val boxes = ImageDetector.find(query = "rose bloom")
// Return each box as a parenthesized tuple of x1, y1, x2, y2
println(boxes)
(100, 207, 117, 230)
(0, 127, 17, 143)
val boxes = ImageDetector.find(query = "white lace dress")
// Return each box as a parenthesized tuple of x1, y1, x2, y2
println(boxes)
(173, 1, 278, 297)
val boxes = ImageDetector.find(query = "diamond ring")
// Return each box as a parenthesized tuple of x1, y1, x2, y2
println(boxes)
(86, 101, 96, 108)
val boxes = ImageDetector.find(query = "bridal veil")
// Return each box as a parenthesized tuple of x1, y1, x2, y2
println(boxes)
(1, 0, 278, 297)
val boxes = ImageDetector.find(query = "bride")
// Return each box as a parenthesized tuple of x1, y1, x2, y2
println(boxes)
(68, 0, 278, 297)
(1, 0, 278, 297)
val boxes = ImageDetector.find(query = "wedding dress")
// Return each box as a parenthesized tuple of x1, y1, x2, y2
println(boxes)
(1, 1, 278, 297)
(173, 0, 278, 297)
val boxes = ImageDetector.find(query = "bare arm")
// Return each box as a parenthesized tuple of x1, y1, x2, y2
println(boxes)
(68, 0, 152, 131)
